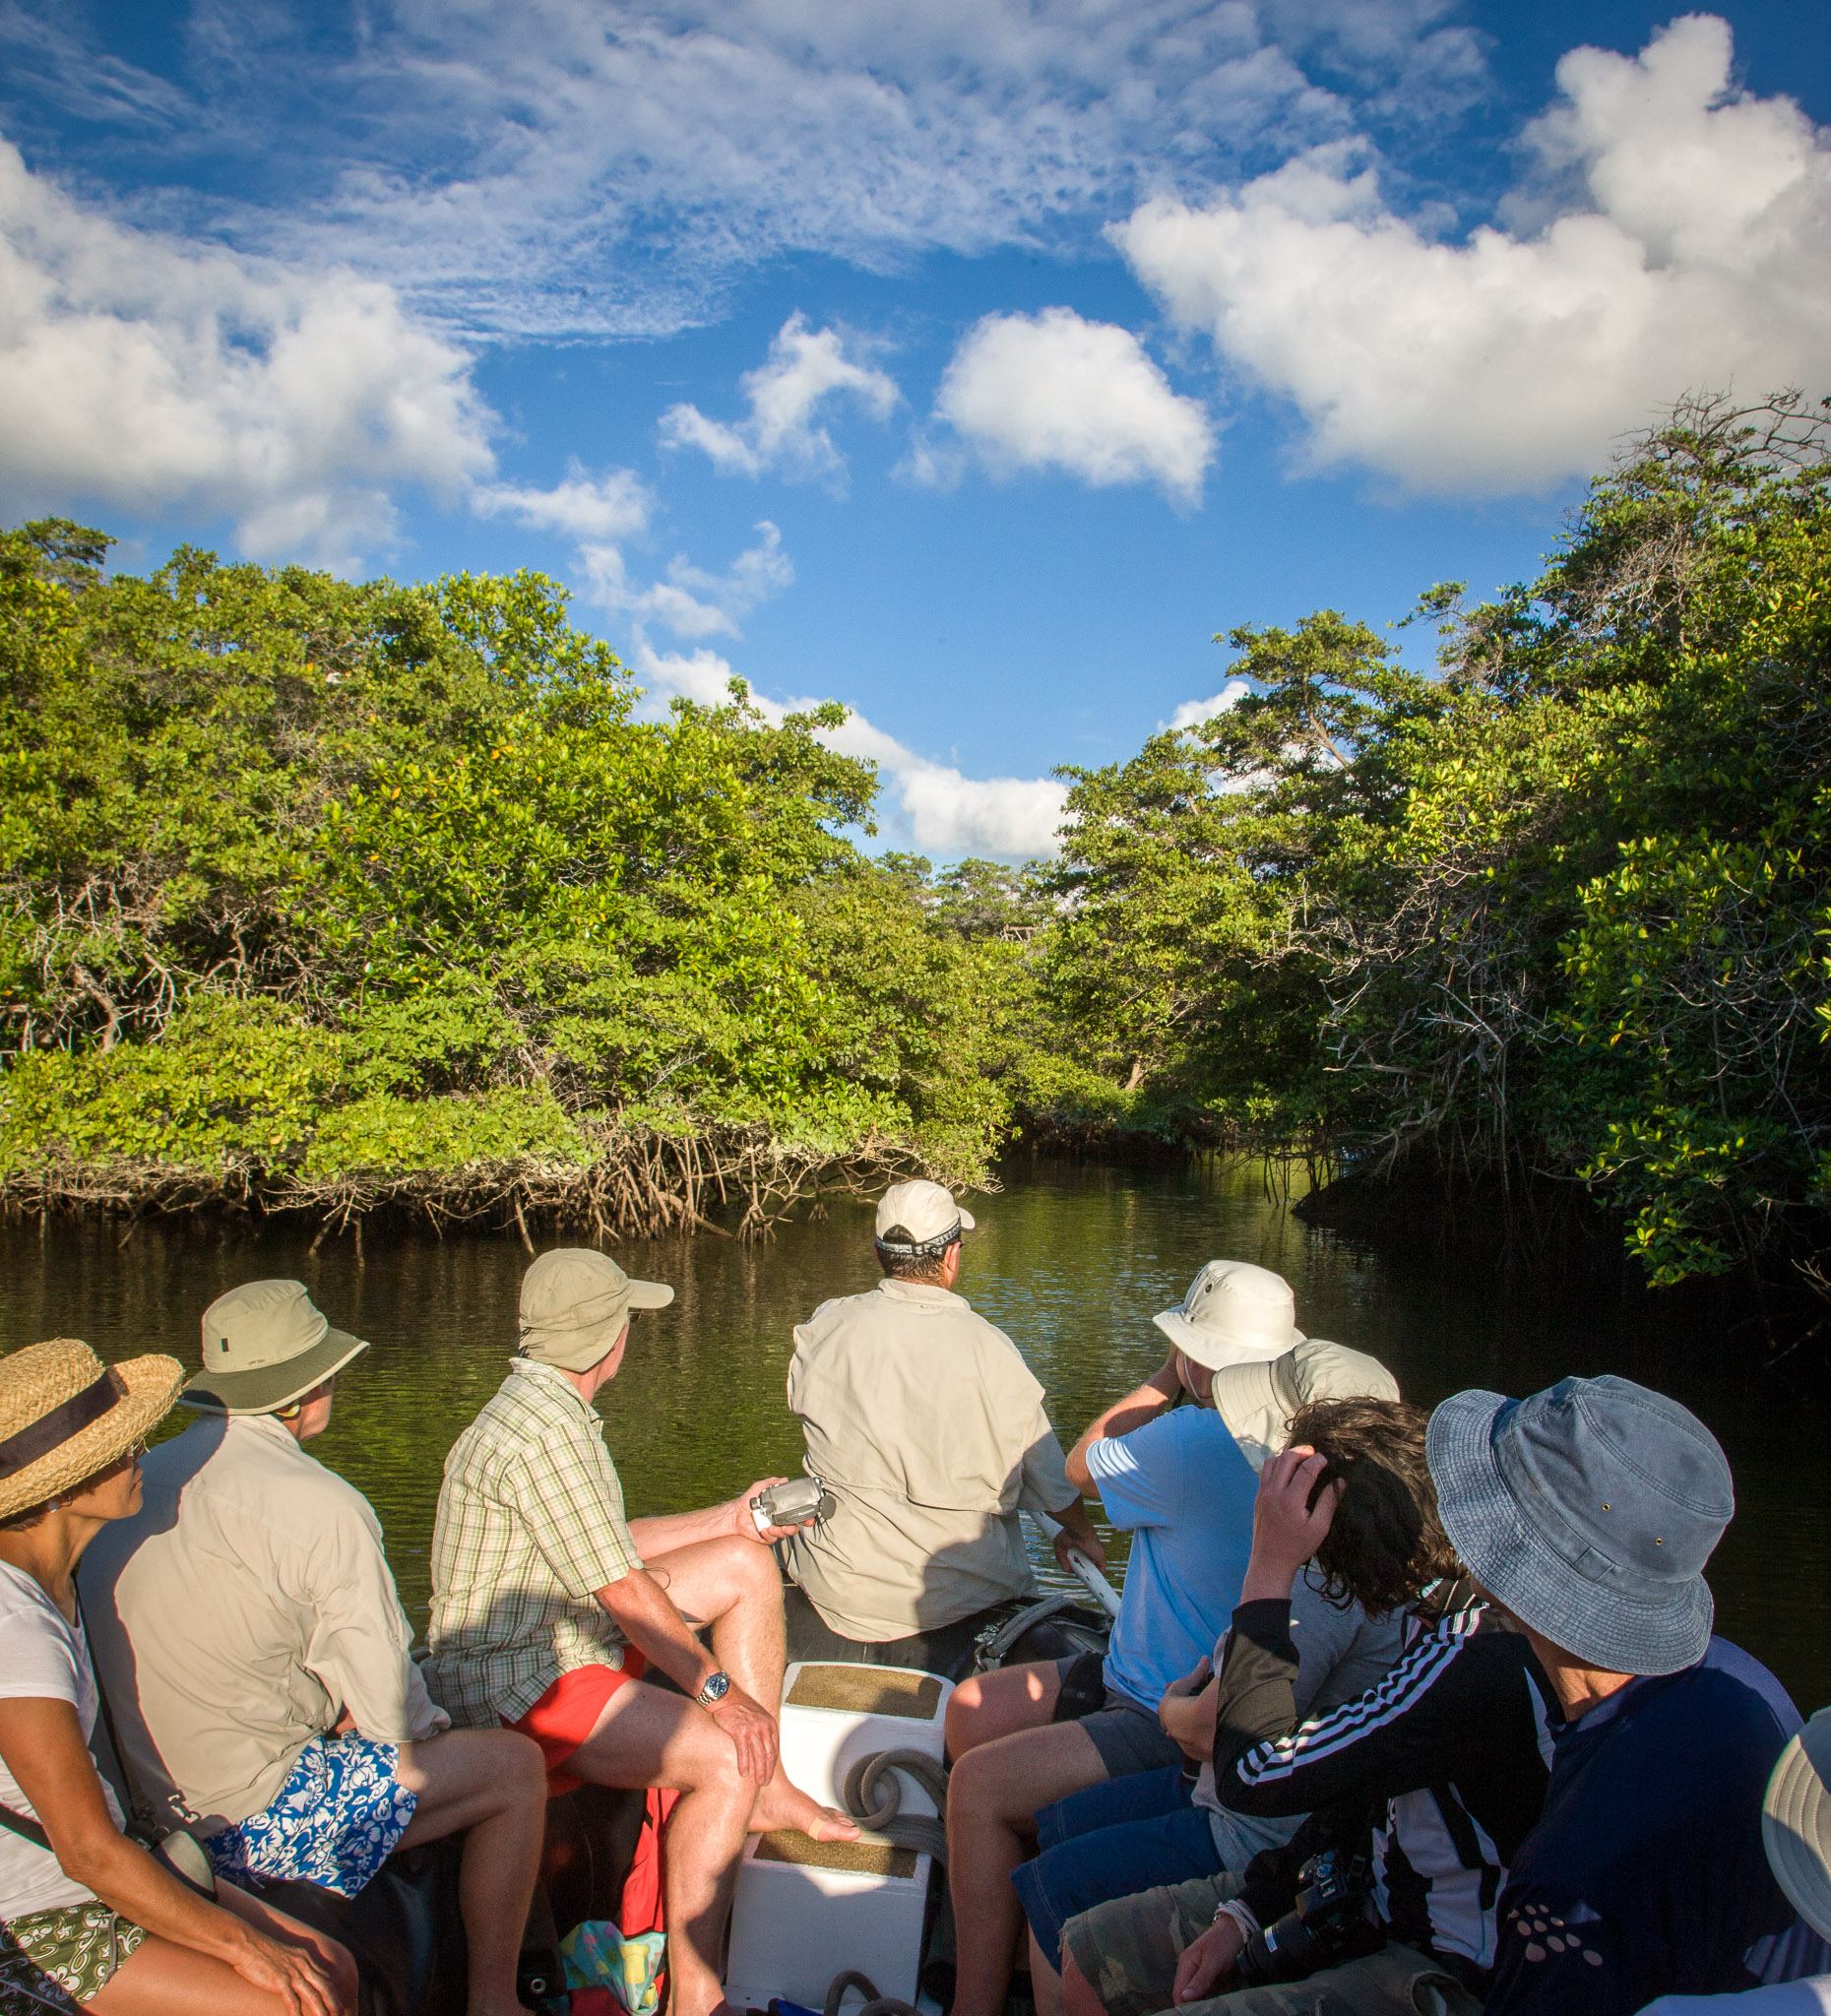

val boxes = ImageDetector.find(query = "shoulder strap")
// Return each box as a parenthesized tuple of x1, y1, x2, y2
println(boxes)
(0, 1801, 51, 1853)
(73, 1584, 152, 1834)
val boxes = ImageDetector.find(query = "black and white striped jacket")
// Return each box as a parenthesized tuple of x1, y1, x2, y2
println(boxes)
(1215, 1585, 1559, 1979)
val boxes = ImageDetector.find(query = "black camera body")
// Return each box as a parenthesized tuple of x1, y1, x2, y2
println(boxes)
(1234, 1849, 1384, 1987)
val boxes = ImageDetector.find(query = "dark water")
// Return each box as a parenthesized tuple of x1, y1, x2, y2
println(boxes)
(2, 1159, 1826, 1711)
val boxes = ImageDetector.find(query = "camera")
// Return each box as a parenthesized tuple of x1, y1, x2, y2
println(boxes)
(1234, 1849, 1383, 1987)
(750, 1475, 837, 1536)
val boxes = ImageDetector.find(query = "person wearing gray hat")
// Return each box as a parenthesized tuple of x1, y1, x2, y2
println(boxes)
(1422, 1375, 1809, 2016)
(80, 1282, 549, 2016)
(780, 1179, 1104, 1670)
(426, 1248, 857, 2016)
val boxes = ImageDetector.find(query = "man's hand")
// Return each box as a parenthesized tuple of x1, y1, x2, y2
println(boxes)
(1174, 1916, 1244, 2004)
(1161, 1657, 1212, 1708)
(1239, 1445, 1344, 1604)
(729, 1477, 810, 1544)
(1053, 1525, 1108, 1579)
(706, 1682, 781, 1784)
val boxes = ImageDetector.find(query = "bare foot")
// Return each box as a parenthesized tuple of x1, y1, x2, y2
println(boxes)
(748, 1776, 862, 1840)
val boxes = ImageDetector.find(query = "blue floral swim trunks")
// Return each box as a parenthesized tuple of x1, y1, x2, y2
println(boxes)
(205, 1734, 416, 1898)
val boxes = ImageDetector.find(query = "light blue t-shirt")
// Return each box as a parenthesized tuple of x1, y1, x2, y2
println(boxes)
(1087, 1403, 1259, 1711)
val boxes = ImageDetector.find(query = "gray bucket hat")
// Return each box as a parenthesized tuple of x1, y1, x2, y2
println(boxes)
(1764, 1709, 1831, 1942)
(1212, 1339, 1401, 1473)
(1426, 1374, 1733, 1675)
(1154, 1260, 1303, 1372)
(519, 1249, 674, 1372)
(184, 1281, 369, 1416)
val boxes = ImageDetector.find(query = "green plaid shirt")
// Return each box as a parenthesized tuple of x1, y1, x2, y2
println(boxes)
(424, 1359, 644, 1727)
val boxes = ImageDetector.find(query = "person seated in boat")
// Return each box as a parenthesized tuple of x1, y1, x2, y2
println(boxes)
(79, 1281, 546, 2016)
(0, 1337, 357, 2016)
(1013, 1391, 1423, 2016)
(780, 1179, 1105, 1672)
(423, 1247, 857, 2016)
(1107, 1375, 1809, 2016)
(945, 1310, 1403, 2016)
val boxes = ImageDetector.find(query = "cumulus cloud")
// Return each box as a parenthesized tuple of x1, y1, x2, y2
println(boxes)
(1166, 678, 1251, 730)
(472, 461, 652, 542)
(0, 137, 491, 566)
(630, 646, 1067, 859)
(583, 523, 793, 642)
(661, 314, 899, 483)
(1114, 15, 1831, 495)
(923, 307, 1214, 501)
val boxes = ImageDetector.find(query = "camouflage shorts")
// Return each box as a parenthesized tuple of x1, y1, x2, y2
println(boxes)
(1061, 1880, 1484, 2016)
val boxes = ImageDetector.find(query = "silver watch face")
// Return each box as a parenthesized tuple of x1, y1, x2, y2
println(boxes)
(699, 1670, 731, 1705)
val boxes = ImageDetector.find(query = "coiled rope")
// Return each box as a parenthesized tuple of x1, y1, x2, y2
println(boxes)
(823, 1968, 922, 2016)
(839, 1748, 949, 1866)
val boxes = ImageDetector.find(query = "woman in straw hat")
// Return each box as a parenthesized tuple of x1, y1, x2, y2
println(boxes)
(0, 1339, 354, 2016)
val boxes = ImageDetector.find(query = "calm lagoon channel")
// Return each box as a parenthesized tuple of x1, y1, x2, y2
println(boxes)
(3, 1156, 1827, 1713)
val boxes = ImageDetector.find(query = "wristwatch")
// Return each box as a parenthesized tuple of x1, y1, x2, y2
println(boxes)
(695, 1670, 732, 1710)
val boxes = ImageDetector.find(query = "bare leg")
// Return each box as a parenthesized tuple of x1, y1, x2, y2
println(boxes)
(644, 1535, 854, 1839)
(88, 1885, 358, 2015)
(1033, 1925, 1068, 2016)
(945, 1658, 1064, 1761)
(396, 1727, 547, 2016)
(947, 1721, 1107, 2016)
(568, 1673, 773, 2016)
(1062, 1948, 1107, 2016)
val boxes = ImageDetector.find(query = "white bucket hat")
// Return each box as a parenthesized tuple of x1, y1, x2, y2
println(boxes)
(1764, 1708, 1831, 1940)
(1211, 1339, 1402, 1472)
(1154, 1260, 1302, 1372)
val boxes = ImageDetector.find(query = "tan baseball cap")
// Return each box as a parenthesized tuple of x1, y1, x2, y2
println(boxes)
(1211, 1339, 1401, 1473)
(1154, 1259, 1302, 1371)
(875, 1181, 976, 1247)
(184, 1281, 370, 1416)
(519, 1248, 674, 1371)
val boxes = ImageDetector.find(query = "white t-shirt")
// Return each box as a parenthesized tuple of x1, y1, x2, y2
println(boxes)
(0, 1559, 126, 1918)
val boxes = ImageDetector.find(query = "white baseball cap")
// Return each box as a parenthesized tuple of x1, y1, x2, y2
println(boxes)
(875, 1180, 976, 1248)
(1154, 1259, 1302, 1371)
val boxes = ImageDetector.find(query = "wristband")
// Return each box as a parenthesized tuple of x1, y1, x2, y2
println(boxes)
(1212, 1899, 1260, 1938)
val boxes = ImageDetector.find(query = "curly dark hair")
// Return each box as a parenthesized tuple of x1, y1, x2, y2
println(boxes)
(1288, 1397, 1464, 1618)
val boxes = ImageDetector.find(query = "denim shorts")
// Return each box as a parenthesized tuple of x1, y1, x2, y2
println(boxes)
(1013, 1762, 1225, 1966)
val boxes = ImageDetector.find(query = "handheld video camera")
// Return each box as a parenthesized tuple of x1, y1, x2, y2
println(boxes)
(749, 1475, 837, 1537)
(1234, 1849, 1383, 1987)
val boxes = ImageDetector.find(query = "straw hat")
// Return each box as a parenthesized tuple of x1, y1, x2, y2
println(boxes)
(1764, 1708, 1831, 1941)
(0, 1340, 183, 1521)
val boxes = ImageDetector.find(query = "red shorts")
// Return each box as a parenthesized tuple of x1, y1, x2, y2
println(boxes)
(507, 1652, 647, 1796)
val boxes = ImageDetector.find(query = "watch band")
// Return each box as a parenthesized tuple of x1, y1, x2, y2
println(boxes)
(695, 1669, 732, 1709)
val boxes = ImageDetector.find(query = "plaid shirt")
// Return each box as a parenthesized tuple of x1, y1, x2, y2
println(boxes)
(423, 1359, 644, 1727)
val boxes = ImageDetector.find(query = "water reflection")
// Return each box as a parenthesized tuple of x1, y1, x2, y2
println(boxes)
(2, 1158, 1824, 1710)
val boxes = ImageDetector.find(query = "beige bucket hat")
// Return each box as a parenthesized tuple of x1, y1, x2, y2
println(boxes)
(519, 1249, 675, 1372)
(875, 1181, 976, 1250)
(1764, 1707, 1831, 1940)
(183, 1280, 370, 1416)
(1155, 1260, 1303, 1371)
(1211, 1339, 1402, 1473)
(0, 1340, 183, 1519)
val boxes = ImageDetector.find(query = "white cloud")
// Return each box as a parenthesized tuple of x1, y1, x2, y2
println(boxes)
(583, 522, 793, 641)
(10, 1, 1493, 340)
(630, 648, 1067, 859)
(925, 308, 1214, 501)
(661, 313, 899, 483)
(472, 460, 651, 542)
(1114, 16, 1831, 495)
(1166, 678, 1251, 730)
(0, 136, 491, 567)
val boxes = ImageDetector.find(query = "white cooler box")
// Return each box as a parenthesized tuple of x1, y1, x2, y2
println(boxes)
(725, 1662, 952, 2011)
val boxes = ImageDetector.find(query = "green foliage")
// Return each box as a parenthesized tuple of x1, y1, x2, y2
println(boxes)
(0, 529, 1018, 1197)
(1038, 392, 1831, 1291)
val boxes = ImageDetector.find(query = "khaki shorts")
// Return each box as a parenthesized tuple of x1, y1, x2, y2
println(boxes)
(1061, 1876, 1484, 2016)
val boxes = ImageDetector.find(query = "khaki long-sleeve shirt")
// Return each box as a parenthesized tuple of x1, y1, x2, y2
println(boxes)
(784, 1278, 1080, 1641)
(80, 1413, 448, 1836)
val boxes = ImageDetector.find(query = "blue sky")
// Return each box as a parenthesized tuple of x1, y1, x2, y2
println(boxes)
(1, 1, 1825, 857)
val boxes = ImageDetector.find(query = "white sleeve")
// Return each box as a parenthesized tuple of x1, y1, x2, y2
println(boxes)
(0, 1606, 81, 1706)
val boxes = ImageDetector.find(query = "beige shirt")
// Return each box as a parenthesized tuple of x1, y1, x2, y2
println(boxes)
(80, 1413, 448, 1835)
(784, 1278, 1080, 1641)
